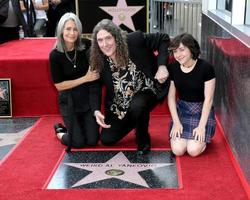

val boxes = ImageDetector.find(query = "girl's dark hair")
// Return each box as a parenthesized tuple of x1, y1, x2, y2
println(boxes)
(169, 33, 200, 59)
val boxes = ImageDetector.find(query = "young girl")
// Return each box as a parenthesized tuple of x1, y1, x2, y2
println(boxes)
(168, 33, 216, 157)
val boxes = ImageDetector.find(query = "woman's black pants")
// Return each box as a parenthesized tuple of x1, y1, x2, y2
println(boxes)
(61, 110, 99, 148)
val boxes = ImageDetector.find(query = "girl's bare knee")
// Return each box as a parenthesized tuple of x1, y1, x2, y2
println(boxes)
(171, 144, 186, 156)
(187, 142, 206, 157)
(170, 138, 187, 156)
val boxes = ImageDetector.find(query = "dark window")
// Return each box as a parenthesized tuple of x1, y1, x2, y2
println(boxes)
(225, 0, 232, 12)
(245, 0, 250, 25)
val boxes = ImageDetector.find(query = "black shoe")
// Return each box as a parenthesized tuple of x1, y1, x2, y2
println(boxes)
(137, 144, 151, 155)
(54, 123, 67, 135)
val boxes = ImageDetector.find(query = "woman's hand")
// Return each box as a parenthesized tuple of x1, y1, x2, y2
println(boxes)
(192, 126, 206, 142)
(94, 110, 111, 128)
(51, 0, 61, 6)
(170, 122, 183, 140)
(84, 67, 100, 82)
(54, 68, 99, 91)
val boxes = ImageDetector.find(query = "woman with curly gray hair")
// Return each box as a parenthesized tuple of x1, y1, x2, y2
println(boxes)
(90, 19, 170, 155)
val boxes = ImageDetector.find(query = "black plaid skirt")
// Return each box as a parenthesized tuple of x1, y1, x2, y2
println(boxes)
(169, 100, 216, 143)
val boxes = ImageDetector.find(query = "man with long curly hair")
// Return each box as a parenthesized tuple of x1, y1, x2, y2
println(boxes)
(90, 19, 170, 155)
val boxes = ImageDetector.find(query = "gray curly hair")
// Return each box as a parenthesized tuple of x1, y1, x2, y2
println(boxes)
(90, 19, 129, 72)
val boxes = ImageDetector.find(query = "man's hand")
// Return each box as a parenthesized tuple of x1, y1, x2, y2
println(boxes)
(94, 110, 111, 128)
(154, 65, 169, 84)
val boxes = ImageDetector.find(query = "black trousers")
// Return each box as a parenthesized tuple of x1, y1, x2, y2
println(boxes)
(100, 90, 157, 149)
(61, 110, 99, 148)
(58, 90, 99, 148)
(45, 7, 59, 37)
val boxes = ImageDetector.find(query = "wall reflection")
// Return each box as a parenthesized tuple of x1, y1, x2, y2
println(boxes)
(201, 15, 250, 185)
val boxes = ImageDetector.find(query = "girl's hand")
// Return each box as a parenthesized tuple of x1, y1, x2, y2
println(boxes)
(170, 123, 183, 140)
(193, 126, 206, 142)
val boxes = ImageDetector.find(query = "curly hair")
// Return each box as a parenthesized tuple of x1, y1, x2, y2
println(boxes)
(90, 19, 129, 72)
(169, 33, 200, 59)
